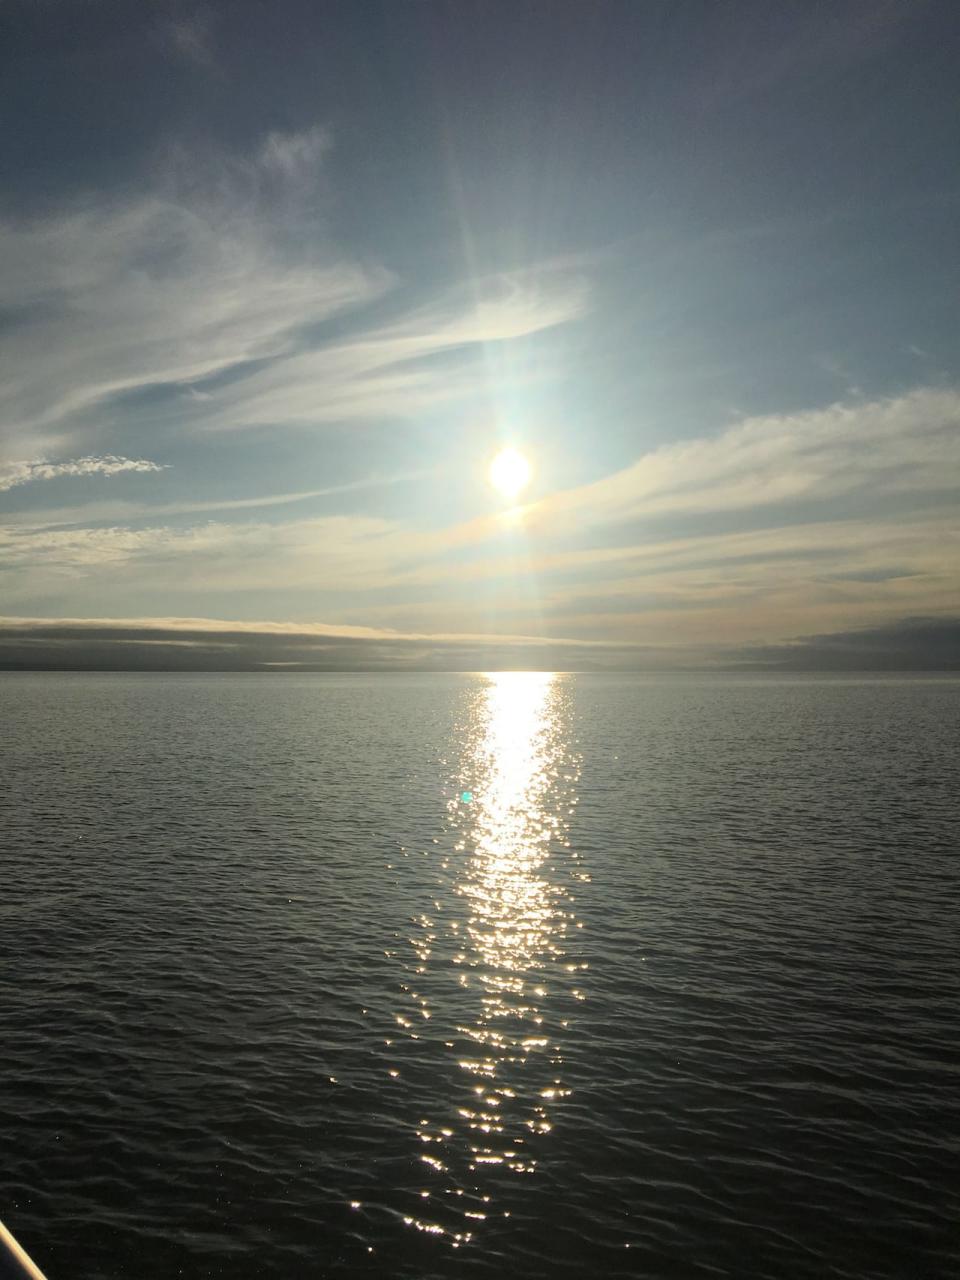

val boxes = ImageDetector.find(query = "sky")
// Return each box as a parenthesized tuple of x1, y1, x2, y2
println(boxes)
(1, 0, 958, 670)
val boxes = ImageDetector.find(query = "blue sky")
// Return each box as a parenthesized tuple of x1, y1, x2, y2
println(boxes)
(1, 0, 958, 668)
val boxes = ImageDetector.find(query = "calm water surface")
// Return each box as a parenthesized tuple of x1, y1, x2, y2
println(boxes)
(2, 673, 958, 1279)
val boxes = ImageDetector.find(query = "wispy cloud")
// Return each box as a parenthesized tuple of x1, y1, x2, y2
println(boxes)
(3, 378, 955, 655)
(257, 127, 331, 180)
(0, 181, 387, 460)
(0, 127, 585, 464)
(526, 388, 960, 533)
(0, 455, 167, 493)
(166, 11, 215, 69)
(2, 470, 421, 529)
(193, 270, 585, 433)
(0, 514, 406, 585)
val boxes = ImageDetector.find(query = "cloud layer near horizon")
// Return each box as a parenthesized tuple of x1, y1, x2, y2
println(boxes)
(0, 613, 956, 673)
(3, 384, 957, 656)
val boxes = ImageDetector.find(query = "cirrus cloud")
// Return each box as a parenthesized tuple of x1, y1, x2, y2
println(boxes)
(0, 125, 586, 464)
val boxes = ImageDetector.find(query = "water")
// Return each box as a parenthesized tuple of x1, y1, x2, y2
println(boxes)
(2, 672, 958, 1279)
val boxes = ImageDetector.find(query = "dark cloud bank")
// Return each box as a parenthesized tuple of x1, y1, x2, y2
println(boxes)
(735, 617, 960, 672)
(0, 617, 956, 673)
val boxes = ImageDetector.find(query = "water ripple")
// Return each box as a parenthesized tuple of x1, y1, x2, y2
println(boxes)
(1, 672, 958, 1279)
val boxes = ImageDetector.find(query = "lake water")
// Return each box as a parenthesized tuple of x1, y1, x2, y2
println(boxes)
(2, 672, 958, 1279)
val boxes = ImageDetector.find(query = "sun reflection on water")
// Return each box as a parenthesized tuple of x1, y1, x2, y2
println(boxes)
(393, 672, 584, 1246)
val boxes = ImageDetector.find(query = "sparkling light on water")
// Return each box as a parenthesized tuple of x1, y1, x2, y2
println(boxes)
(397, 672, 584, 1246)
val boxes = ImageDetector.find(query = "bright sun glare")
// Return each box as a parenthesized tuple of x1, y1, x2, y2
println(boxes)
(488, 447, 531, 501)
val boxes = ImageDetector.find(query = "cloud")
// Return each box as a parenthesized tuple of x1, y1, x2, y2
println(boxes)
(0, 455, 167, 493)
(0, 128, 585, 463)
(2, 498, 956, 654)
(193, 269, 586, 433)
(1, 470, 421, 530)
(0, 180, 387, 461)
(527, 388, 960, 533)
(0, 613, 955, 673)
(166, 12, 215, 69)
(0, 615, 626, 673)
(257, 127, 331, 180)
(3, 375, 954, 657)
(0, 378, 957, 645)
(0, 514, 403, 583)
(733, 616, 960, 672)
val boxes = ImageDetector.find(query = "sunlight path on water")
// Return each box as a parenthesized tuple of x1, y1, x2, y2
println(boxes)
(395, 672, 586, 1250)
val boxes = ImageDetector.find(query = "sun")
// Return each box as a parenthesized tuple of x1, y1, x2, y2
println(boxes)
(488, 447, 531, 500)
